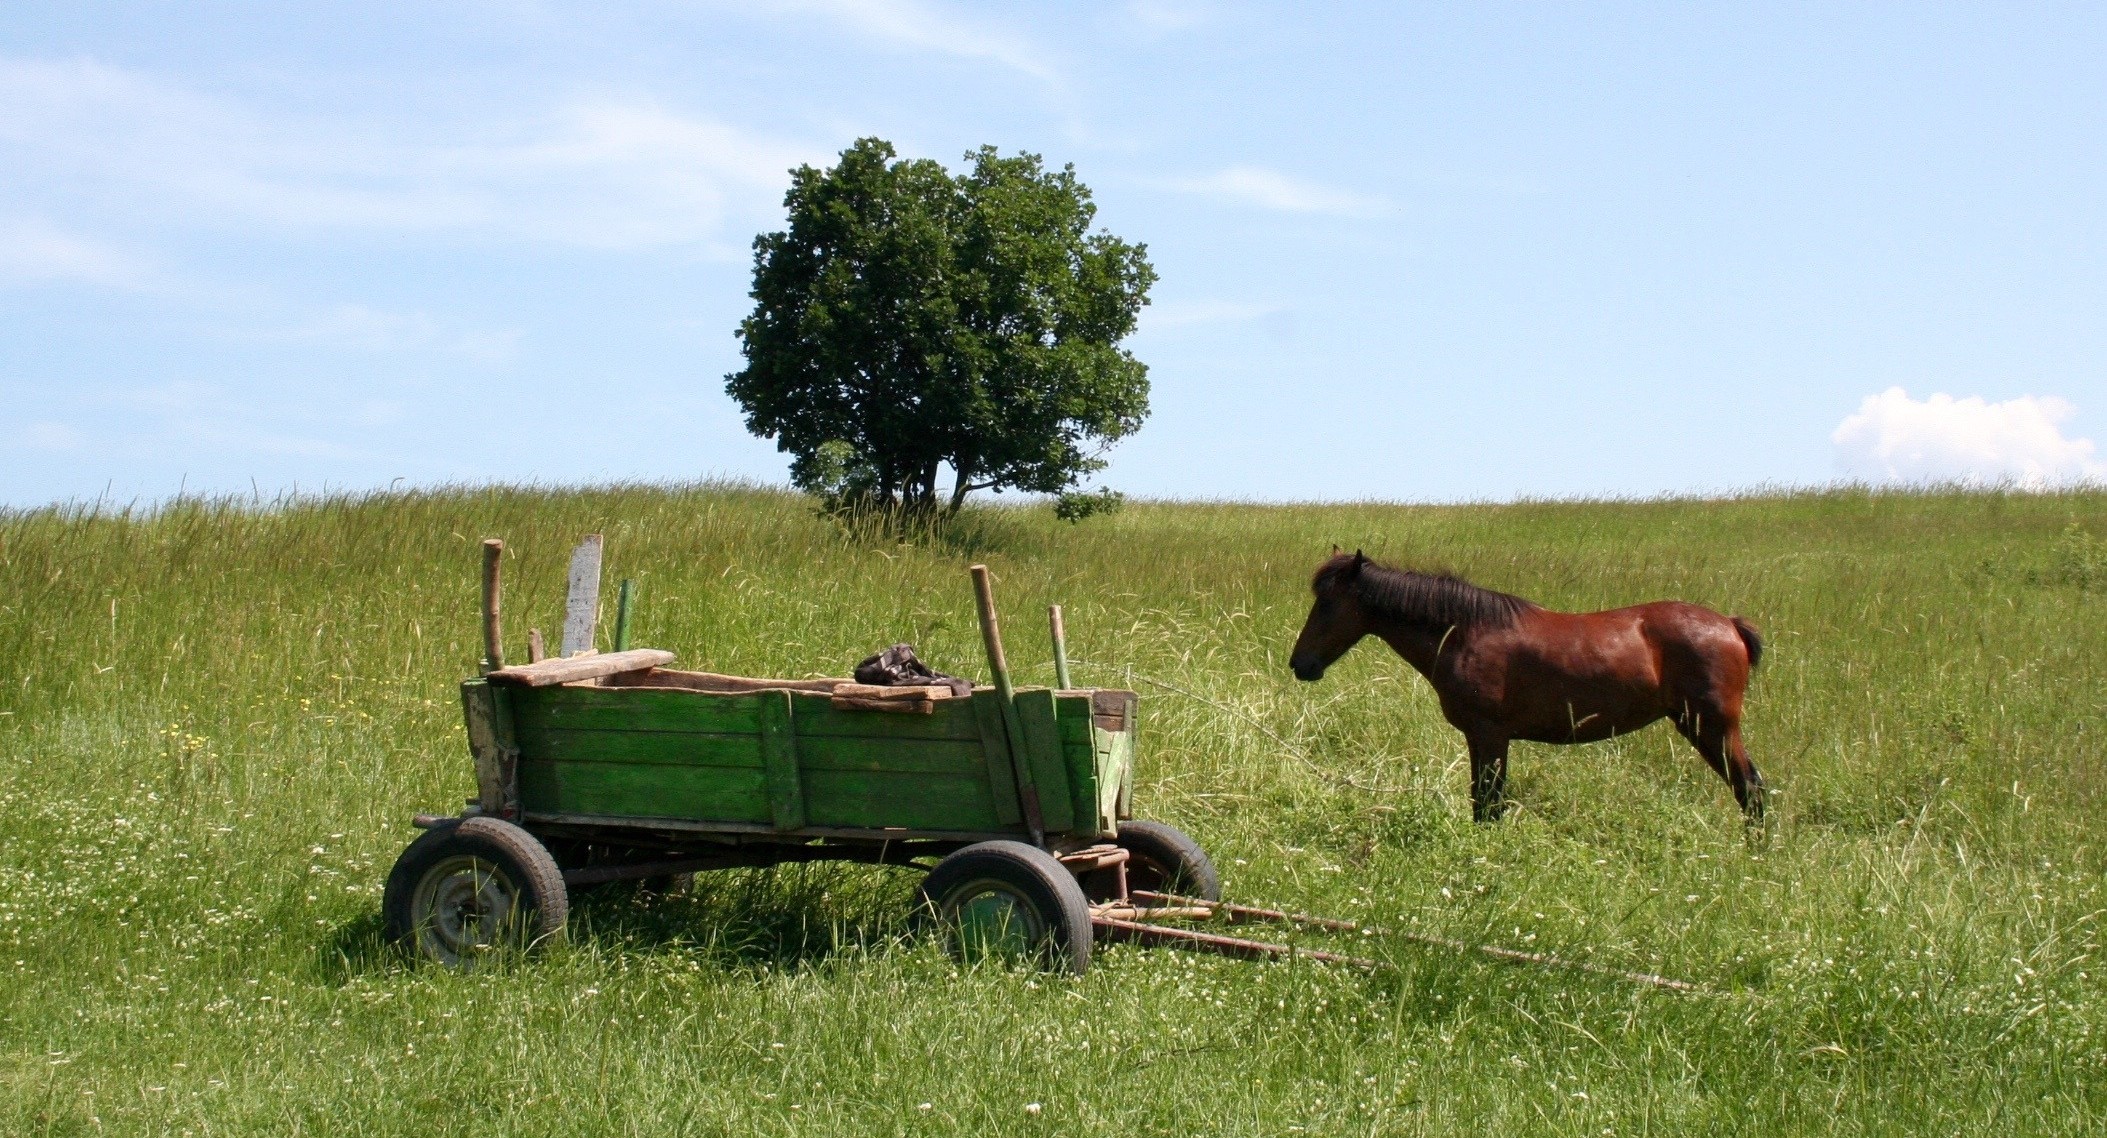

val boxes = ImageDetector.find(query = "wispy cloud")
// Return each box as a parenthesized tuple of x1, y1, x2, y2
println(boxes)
(0, 57, 822, 249)
(1143, 298, 1288, 330)
(1158, 165, 1391, 218)
(0, 216, 157, 288)
(19, 421, 89, 452)
(100, 380, 386, 461)
(763, 0, 1057, 81)
(1832, 387, 2106, 489)
(247, 304, 523, 364)
(1127, 0, 1212, 33)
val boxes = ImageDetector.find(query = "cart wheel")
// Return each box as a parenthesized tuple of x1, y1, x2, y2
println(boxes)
(918, 841, 1093, 976)
(1091, 820, 1220, 903)
(382, 818, 568, 968)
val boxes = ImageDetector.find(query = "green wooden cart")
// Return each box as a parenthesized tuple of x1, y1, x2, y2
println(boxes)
(382, 550, 1221, 974)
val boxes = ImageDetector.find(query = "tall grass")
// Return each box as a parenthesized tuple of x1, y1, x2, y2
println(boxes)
(1, 483, 2102, 1135)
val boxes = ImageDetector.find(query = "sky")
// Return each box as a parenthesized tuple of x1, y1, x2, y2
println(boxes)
(4, 1, 2105, 508)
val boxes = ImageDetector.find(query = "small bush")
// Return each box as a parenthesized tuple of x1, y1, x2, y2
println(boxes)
(1052, 487, 1124, 523)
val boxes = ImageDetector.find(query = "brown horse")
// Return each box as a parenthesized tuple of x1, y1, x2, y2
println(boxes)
(1288, 551, 1766, 824)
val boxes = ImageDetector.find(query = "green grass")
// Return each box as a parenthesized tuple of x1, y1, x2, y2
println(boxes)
(2, 483, 2104, 1135)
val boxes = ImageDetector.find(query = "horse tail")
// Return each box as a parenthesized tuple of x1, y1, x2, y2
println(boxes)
(1731, 617, 1764, 670)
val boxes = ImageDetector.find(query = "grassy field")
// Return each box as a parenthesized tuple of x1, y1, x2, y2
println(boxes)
(2, 484, 2104, 1135)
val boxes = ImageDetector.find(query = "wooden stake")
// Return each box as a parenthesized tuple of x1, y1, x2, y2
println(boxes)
(1049, 604, 1073, 690)
(971, 565, 1012, 697)
(480, 539, 504, 674)
(614, 578, 636, 653)
(527, 628, 546, 664)
(971, 564, 1044, 844)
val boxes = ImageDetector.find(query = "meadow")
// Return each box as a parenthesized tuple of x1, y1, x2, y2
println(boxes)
(1, 483, 2103, 1136)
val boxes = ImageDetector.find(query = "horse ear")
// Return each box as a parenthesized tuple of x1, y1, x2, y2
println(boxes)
(1352, 549, 1366, 567)
(1330, 543, 1341, 556)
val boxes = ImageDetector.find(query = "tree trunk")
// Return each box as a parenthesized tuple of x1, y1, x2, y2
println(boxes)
(947, 464, 974, 516)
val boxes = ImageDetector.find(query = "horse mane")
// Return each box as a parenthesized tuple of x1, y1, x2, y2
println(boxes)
(1315, 554, 1537, 630)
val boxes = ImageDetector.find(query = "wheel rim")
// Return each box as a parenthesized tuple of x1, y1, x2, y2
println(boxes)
(410, 854, 523, 967)
(942, 878, 1047, 961)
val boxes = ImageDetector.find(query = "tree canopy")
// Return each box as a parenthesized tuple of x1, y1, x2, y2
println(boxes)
(727, 138, 1156, 515)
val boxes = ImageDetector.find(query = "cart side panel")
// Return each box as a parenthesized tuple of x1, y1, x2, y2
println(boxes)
(1055, 690, 1135, 836)
(509, 686, 772, 825)
(789, 693, 1013, 833)
(1013, 688, 1077, 834)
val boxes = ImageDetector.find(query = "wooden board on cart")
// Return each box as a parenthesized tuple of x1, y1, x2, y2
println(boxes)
(465, 655, 1137, 845)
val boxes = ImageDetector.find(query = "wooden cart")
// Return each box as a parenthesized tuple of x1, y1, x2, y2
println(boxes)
(382, 544, 1223, 974)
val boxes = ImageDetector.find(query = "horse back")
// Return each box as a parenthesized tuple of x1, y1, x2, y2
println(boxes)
(1626, 601, 1756, 696)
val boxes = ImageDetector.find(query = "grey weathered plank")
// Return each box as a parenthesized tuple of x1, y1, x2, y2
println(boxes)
(561, 534, 602, 656)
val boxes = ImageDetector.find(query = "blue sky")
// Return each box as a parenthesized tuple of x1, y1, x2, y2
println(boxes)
(5, 2, 2105, 507)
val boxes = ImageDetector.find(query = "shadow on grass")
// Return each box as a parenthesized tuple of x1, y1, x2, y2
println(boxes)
(312, 863, 929, 983)
(567, 862, 925, 971)
(314, 910, 401, 985)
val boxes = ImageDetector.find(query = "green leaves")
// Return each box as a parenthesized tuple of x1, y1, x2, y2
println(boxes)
(727, 138, 1155, 516)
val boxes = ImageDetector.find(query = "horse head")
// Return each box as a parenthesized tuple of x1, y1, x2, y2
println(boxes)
(1289, 549, 1372, 681)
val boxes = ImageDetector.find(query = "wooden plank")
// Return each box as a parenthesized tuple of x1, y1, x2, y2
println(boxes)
(1013, 688, 1075, 834)
(801, 770, 1001, 832)
(1113, 726, 1134, 820)
(1053, 697, 1109, 836)
(791, 696, 983, 741)
(485, 683, 524, 818)
(972, 689, 1024, 827)
(1055, 694, 1097, 743)
(513, 685, 764, 734)
(461, 679, 511, 815)
(487, 648, 676, 688)
(794, 737, 990, 776)
(828, 683, 955, 701)
(561, 534, 603, 656)
(510, 728, 765, 769)
(520, 811, 1023, 844)
(760, 689, 804, 831)
(603, 671, 843, 694)
(829, 696, 934, 714)
(517, 760, 770, 823)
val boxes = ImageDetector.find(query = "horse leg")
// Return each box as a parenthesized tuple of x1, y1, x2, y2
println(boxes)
(1467, 732, 1511, 823)
(1677, 708, 1764, 824)
(1724, 723, 1765, 824)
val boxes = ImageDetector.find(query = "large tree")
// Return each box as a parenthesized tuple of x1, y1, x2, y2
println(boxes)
(727, 138, 1156, 515)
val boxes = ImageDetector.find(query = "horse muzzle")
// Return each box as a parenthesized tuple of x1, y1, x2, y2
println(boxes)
(1290, 660, 1325, 682)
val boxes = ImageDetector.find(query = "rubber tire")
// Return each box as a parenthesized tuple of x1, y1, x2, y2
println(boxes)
(382, 817, 568, 967)
(1105, 820, 1220, 902)
(918, 841, 1093, 976)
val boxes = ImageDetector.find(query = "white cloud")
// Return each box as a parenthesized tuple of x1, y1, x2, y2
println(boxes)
(1831, 387, 2107, 489)
(20, 421, 88, 451)
(1158, 165, 1390, 218)
(0, 57, 821, 249)
(0, 217, 155, 288)
(765, 0, 1056, 81)
(255, 304, 522, 363)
